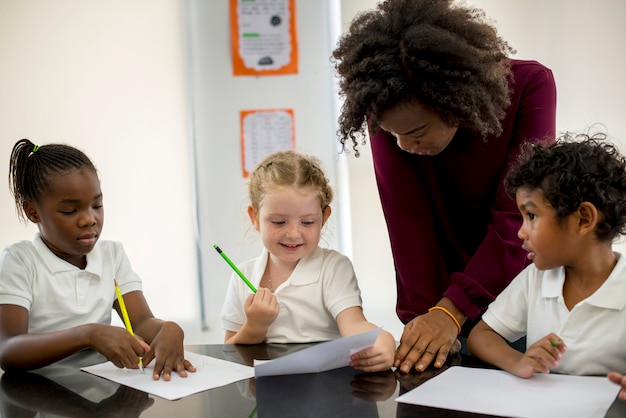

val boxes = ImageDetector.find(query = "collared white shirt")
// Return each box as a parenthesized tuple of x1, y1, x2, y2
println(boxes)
(482, 252, 626, 375)
(220, 246, 363, 343)
(0, 233, 143, 334)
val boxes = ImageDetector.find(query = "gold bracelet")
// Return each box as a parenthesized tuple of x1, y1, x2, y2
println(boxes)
(428, 306, 461, 334)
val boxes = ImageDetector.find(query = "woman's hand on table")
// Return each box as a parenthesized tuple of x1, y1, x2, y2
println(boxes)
(394, 310, 461, 373)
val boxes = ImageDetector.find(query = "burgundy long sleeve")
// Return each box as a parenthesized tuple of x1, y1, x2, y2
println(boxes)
(370, 60, 557, 324)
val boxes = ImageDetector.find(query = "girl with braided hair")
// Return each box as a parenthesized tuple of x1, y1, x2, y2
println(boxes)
(220, 150, 395, 372)
(0, 138, 195, 380)
(332, 0, 557, 373)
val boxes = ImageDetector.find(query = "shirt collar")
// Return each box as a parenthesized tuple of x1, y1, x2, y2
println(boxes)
(541, 253, 626, 310)
(32, 233, 103, 276)
(541, 266, 565, 298)
(254, 246, 322, 287)
(585, 252, 626, 310)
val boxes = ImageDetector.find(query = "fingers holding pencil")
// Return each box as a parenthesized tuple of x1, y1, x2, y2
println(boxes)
(114, 279, 147, 373)
(90, 323, 150, 370)
(514, 333, 566, 377)
(125, 335, 150, 371)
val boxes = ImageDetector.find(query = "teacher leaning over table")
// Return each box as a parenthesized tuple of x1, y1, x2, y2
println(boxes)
(331, 0, 556, 373)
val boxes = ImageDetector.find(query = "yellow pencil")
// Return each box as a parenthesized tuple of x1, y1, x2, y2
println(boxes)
(114, 280, 144, 373)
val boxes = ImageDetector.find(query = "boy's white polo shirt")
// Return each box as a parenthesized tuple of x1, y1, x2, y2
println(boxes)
(0, 234, 143, 334)
(482, 252, 626, 375)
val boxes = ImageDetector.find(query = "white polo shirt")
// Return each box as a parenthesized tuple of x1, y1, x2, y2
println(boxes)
(0, 234, 143, 334)
(220, 246, 363, 343)
(482, 252, 626, 375)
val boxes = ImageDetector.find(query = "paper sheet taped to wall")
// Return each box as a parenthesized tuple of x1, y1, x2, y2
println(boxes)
(230, 0, 298, 75)
(240, 108, 295, 177)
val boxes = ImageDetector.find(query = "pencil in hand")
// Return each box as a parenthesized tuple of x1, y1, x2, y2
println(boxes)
(114, 279, 145, 373)
(213, 244, 257, 293)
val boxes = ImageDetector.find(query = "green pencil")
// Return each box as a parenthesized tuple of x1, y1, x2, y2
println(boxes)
(213, 244, 257, 293)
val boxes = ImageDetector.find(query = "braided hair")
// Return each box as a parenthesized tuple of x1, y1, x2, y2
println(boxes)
(248, 150, 333, 214)
(9, 138, 97, 223)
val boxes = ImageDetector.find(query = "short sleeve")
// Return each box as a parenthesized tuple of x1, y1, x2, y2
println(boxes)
(321, 251, 363, 318)
(481, 266, 533, 343)
(0, 246, 35, 309)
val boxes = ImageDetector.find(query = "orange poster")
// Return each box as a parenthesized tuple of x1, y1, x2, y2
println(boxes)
(230, 0, 298, 76)
(240, 109, 295, 177)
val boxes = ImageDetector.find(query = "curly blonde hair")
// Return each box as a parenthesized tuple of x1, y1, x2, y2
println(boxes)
(248, 150, 333, 213)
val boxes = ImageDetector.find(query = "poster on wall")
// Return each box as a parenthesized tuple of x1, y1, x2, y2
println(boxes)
(230, 0, 298, 76)
(240, 109, 295, 177)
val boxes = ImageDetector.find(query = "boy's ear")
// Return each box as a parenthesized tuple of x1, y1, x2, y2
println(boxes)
(23, 201, 41, 224)
(576, 201, 598, 234)
(247, 205, 259, 231)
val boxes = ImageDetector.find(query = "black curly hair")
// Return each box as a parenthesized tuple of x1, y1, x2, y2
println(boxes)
(331, 0, 515, 156)
(505, 132, 626, 242)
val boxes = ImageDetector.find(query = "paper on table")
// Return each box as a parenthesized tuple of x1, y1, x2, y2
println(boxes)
(254, 328, 381, 377)
(396, 366, 620, 418)
(81, 350, 254, 400)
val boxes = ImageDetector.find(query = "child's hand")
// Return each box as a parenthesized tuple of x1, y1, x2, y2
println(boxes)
(89, 324, 151, 370)
(142, 321, 196, 381)
(224, 289, 279, 344)
(349, 330, 396, 372)
(608, 371, 626, 401)
(243, 288, 279, 328)
(511, 333, 566, 378)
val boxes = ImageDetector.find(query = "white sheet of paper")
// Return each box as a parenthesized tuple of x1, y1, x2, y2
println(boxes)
(396, 366, 620, 418)
(254, 328, 381, 377)
(81, 350, 254, 400)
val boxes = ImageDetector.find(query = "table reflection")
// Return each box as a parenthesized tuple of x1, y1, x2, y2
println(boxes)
(0, 366, 153, 418)
(3, 344, 620, 417)
(218, 343, 397, 417)
(255, 367, 396, 418)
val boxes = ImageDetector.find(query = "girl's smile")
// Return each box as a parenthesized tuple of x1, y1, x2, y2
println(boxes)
(281, 243, 303, 251)
(248, 186, 330, 268)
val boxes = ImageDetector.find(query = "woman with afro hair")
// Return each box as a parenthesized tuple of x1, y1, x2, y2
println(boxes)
(332, 0, 556, 374)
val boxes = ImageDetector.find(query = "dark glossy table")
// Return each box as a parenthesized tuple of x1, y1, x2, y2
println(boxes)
(1, 344, 624, 417)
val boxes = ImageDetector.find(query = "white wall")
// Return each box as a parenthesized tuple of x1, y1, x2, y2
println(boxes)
(184, 0, 347, 337)
(1, 0, 624, 345)
(0, 0, 199, 330)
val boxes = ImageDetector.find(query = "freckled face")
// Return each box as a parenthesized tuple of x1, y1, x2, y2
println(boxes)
(24, 169, 103, 269)
(379, 99, 458, 156)
(516, 187, 578, 270)
(248, 187, 330, 268)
